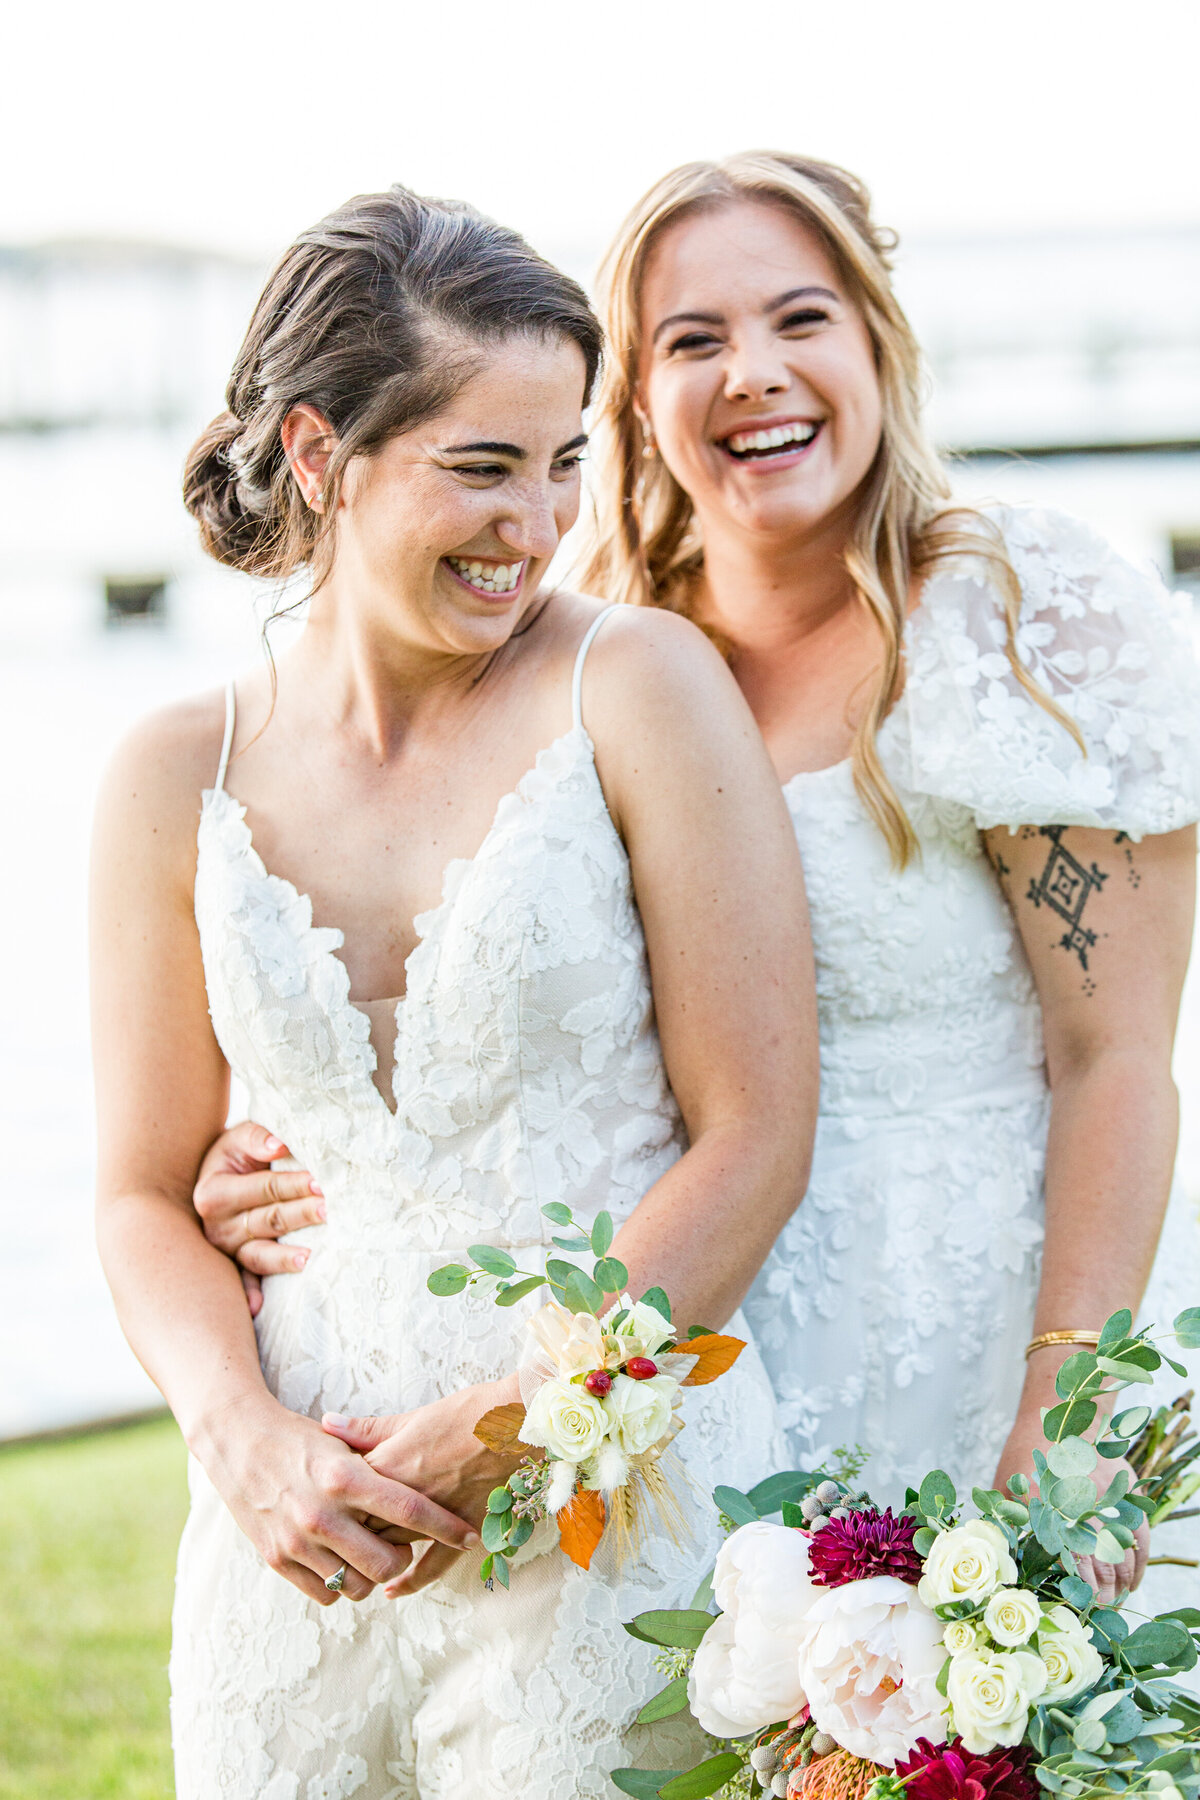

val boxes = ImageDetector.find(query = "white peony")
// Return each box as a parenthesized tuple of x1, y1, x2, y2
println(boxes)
(797, 1576, 948, 1766)
(984, 1588, 1042, 1648)
(947, 1648, 1048, 1754)
(603, 1372, 678, 1456)
(1036, 1605, 1104, 1703)
(944, 1619, 985, 1657)
(918, 1521, 1018, 1609)
(688, 1521, 818, 1737)
(521, 1377, 607, 1462)
(526, 1300, 609, 1380)
(603, 1294, 675, 1360)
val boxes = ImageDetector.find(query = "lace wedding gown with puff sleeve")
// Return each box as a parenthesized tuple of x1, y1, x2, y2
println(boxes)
(742, 506, 1200, 1618)
(171, 608, 783, 1800)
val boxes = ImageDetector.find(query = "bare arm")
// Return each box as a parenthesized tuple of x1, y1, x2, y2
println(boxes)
(986, 820, 1196, 1593)
(91, 705, 478, 1603)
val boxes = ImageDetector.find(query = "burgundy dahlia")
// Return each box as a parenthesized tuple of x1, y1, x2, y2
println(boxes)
(806, 1507, 923, 1587)
(895, 1740, 1037, 1800)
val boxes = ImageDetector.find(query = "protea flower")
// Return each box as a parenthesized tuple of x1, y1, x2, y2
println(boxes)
(807, 1509, 923, 1587)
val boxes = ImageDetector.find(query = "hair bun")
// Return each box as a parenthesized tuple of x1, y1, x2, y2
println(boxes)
(182, 410, 275, 574)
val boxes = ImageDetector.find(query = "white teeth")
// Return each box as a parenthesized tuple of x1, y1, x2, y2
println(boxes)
(446, 556, 524, 594)
(726, 421, 819, 456)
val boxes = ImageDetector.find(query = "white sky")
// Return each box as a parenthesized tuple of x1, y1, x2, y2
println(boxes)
(6, 0, 1199, 275)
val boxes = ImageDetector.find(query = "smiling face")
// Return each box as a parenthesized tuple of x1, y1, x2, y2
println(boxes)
(637, 199, 883, 547)
(312, 331, 589, 657)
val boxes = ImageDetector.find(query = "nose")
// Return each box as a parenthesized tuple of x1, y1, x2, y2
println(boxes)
(494, 483, 565, 563)
(723, 330, 789, 405)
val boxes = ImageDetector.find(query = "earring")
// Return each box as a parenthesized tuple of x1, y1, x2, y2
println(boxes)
(641, 432, 657, 461)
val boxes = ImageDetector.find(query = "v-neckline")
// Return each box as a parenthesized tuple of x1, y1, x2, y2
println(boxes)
(201, 723, 594, 1118)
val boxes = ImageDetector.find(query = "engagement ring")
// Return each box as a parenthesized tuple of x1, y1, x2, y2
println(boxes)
(324, 1563, 347, 1594)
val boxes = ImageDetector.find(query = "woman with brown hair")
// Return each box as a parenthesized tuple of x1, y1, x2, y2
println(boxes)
(200, 154, 1200, 1617)
(91, 183, 814, 1795)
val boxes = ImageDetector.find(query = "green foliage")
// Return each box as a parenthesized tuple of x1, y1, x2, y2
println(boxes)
(427, 1263, 469, 1295)
(748, 1470, 815, 1515)
(594, 1257, 629, 1294)
(495, 1275, 547, 1307)
(628, 1609, 717, 1650)
(635, 1674, 692, 1723)
(564, 1267, 605, 1314)
(469, 1243, 517, 1277)
(590, 1210, 615, 1256)
(658, 1756, 745, 1798)
(611, 1771, 683, 1799)
(712, 1485, 760, 1527)
(641, 1287, 672, 1323)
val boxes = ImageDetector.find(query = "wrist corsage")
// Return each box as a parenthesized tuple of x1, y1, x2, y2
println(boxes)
(428, 1201, 745, 1588)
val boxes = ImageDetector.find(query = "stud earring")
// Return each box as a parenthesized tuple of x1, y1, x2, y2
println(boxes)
(641, 432, 657, 461)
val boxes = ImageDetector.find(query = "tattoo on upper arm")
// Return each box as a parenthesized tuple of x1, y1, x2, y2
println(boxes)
(1026, 826, 1108, 972)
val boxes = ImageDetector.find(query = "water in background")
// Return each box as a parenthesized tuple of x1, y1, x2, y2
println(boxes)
(3, 588, 1200, 1439)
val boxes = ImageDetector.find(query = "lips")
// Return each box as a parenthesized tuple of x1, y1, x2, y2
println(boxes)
(721, 420, 822, 461)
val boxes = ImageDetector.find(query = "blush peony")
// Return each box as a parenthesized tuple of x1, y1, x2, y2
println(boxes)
(688, 1522, 819, 1737)
(796, 1575, 947, 1766)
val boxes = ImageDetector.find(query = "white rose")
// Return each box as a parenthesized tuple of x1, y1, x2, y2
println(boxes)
(521, 1377, 607, 1462)
(526, 1300, 608, 1380)
(603, 1372, 677, 1456)
(984, 1588, 1042, 1648)
(797, 1576, 948, 1766)
(1036, 1605, 1104, 1703)
(947, 1649, 1047, 1754)
(689, 1521, 818, 1737)
(602, 1294, 675, 1360)
(918, 1521, 1018, 1609)
(944, 1619, 984, 1656)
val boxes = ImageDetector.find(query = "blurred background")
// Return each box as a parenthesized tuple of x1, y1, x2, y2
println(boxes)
(1, 0, 1197, 1788)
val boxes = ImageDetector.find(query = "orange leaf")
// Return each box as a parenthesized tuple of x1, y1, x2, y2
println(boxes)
(473, 1402, 530, 1454)
(680, 1334, 746, 1386)
(557, 1487, 606, 1570)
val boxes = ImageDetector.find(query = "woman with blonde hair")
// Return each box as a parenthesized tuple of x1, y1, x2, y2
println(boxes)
(197, 153, 1200, 1609)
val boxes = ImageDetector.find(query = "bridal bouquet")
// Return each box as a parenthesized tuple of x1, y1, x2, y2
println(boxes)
(428, 1202, 744, 1587)
(615, 1306, 1200, 1800)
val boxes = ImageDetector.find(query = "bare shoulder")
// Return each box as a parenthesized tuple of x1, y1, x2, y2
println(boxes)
(562, 595, 751, 734)
(94, 686, 230, 878)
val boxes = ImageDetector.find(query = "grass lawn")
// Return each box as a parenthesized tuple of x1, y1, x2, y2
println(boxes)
(0, 1415, 187, 1798)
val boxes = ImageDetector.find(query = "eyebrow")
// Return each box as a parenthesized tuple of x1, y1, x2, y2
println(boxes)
(651, 286, 839, 345)
(440, 433, 589, 458)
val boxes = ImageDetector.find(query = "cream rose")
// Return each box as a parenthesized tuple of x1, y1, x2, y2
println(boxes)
(918, 1521, 1018, 1609)
(521, 1377, 607, 1462)
(944, 1619, 985, 1657)
(984, 1588, 1042, 1648)
(1036, 1605, 1103, 1703)
(688, 1521, 818, 1736)
(526, 1300, 609, 1380)
(947, 1648, 1048, 1754)
(602, 1294, 675, 1360)
(797, 1576, 948, 1766)
(603, 1372, 677, 1456)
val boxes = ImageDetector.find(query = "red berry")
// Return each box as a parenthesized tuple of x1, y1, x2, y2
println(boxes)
(626, 1357, 658, 1381)
(584, 1369, 613, 1397)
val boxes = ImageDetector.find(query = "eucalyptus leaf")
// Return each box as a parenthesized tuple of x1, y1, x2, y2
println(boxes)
(713, 1485, 759, 1526)
(1045, 1474, 1099, 1519)
(632, 1610, 718, 1650)
(640, 1287, 672, 1323)
(913, 1526, 937, 1555)
(918, 1469, 957, 1518)
(748, 1471, 814, 1513)
(690, 1566, 715, 1611)
(551, 1233, 591, 1253)
(469, 1244, 516, 1278)
(1046, 1438, 1098, 1478)
(508, 1516, 534, 1549)
(479, 1552, 494, 1582)
(495, 1275, 547, 1307)
(1173, 1307, 1200, 1348)
(590, 1210, 615, 1257)
(1030, 1496, 1068, 1553)
(1056, 1352, 1100, 1400)
(611, 1772, 681, 1800)
(1073, 1720, 1108, 1754)
(1093, 1526, 1132, 1562)
(1164, 1355, 1189, 1378)
(1008, 1472, 1031, 1497)
(564, 1267, 605, 1315)
(1098, 1355, 1154, 1385)
(593, 1257, 629, 1294)
(635, 1675, 691, 1724)
(1062, 1521, 1099, 1556)
(491, 1550, 510, 1589)
(1122, 1621, 1195, 1670)
(486, 1487, 514, 1514)
(1044, 1400, 1098, 1439)
(427, 1264, 469, 1296)
(1059, 1574, 1095, 1610)
(541, 1201, 573, 1226)
(658, 1758, 744, 1800)
(481, 1512, 511, 1552)
(781, 1501, 806, 1529)
(1099, 1309, 1134, 1348)
(546, 1258, 579, 1290)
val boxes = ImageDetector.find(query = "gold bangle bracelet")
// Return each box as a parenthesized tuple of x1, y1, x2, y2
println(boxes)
(1025, 1330, 1102, 1359)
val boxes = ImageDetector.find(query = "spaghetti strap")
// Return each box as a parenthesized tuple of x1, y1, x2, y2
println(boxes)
(214, 681, 236, 792)
(571, 606, 620, 733)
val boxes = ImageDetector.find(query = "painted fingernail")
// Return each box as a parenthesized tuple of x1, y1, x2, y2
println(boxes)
(465, 1532, 483, 1550)
(316, 1202, 327, 1221)
(265, 1135, 282, 1153)
(293, 1251, 308, 1270)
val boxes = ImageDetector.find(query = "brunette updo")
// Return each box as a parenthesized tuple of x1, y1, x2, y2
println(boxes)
(184, 185, 603, 579)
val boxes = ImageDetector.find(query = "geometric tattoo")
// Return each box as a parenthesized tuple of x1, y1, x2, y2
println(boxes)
(1026, 825, 1108, 970)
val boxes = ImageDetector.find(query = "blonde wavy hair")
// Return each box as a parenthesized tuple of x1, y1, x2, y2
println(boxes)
(579, 150, 1077, 865)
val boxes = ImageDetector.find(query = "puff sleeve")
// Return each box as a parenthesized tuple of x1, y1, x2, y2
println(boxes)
(900, 505, 1200, 838)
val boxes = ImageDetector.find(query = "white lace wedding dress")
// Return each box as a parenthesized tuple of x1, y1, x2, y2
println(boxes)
(742, 505, 1200, 1614)
(171, 608, 782, 1800)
